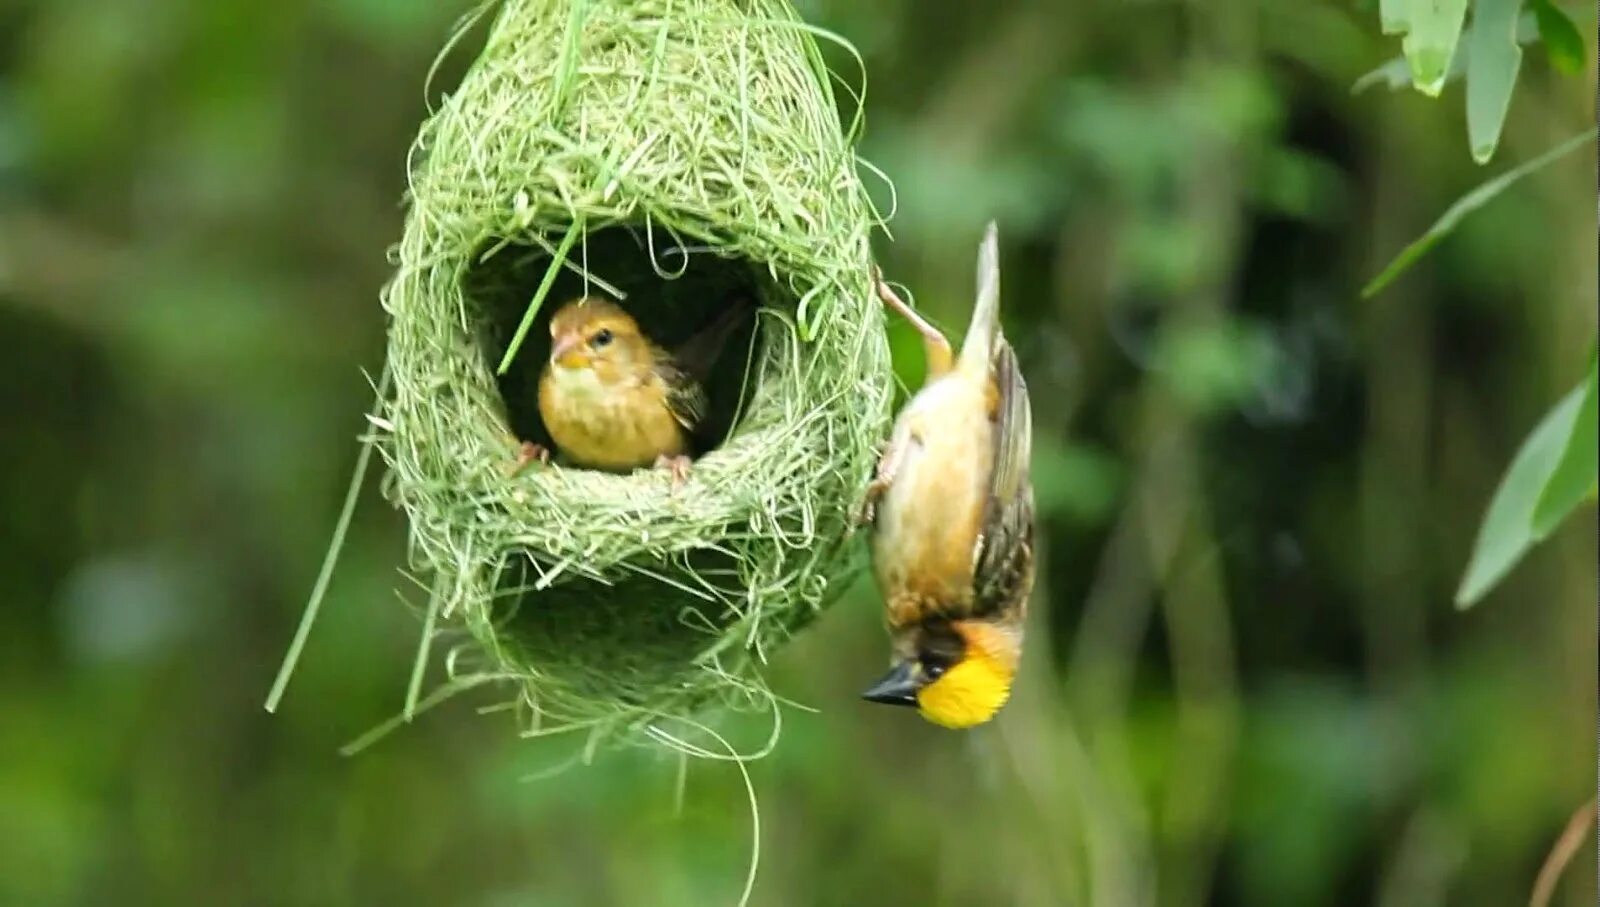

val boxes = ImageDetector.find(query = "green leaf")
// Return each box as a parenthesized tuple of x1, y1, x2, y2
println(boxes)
(1352, 11, 1540, 96)
(1402, 0, 1470, 95)
(1465, 0, 1524, 164)
(1533, 0, 1587, 74)
(1353, 52, 1459, 96)
(1456, 383, 1589, 608)
(1380, 0, 1410, 35)
(1362, 128, 1596, 297)
(1531, 354, 1599, 537)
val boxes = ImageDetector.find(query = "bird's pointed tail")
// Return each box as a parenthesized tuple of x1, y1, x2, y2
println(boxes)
(958, 221, 1002, 376)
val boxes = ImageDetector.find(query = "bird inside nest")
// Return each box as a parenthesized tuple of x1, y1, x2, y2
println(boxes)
(514, 293, 755, 486)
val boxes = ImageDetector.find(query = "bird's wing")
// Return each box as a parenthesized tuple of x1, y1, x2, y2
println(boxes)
(972, 338, 1035, 618)
(672, 294, 756, 387)
(653, 353, 708, 432)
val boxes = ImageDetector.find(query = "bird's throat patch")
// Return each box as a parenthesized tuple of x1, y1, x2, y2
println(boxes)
(916, 651, 1012, 729)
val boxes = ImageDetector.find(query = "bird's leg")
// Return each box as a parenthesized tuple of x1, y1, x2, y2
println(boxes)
(858, 431, 909, 526)
(875, 272, 954, 380)
(655, 453, 692, 490)
(507, 440, 551, 476)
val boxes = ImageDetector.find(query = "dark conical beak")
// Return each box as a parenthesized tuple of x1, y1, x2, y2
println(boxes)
(861, 661, 920, 708)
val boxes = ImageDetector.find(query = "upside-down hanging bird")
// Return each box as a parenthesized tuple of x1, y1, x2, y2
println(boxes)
(860, 222, 1036, 729)
(527, 294, 751, 483)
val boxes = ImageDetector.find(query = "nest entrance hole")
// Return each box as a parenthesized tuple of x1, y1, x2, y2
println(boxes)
(466, 225, 767, 459)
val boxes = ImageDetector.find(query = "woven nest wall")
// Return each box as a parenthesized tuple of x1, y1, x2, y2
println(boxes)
(375, 0, 892, 743)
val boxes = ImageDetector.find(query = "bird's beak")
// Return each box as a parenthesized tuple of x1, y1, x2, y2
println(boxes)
(861, 660, 920, 708)
(550, 334, 588, 369)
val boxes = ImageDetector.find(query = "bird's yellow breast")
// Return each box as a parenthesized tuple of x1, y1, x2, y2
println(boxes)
(539, 365, 688, 470)
(872, 376, 993, 628)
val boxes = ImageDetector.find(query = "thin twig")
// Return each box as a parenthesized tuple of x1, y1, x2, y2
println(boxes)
(1529, 797, 1596, 907)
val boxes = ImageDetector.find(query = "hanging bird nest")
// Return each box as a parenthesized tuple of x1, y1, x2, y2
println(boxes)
(367, 0, 892, 747)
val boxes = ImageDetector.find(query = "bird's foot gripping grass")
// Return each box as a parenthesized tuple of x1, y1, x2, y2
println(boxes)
(654, 453, 693, 490)
(856, 481, 882, 527)
(507, 440, 552, 476)
(857, 434, 908, 529)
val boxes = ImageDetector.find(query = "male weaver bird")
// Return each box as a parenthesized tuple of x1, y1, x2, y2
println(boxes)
(860, 222, 1036, 729)
(525, 294, 751, 482)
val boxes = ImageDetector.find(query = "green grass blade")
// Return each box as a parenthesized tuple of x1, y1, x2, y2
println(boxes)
(404, 580, 445, 721)
(265, 368, 390, 712)
(496, 223, 583, 374)
(1363, 127, 1596, 298)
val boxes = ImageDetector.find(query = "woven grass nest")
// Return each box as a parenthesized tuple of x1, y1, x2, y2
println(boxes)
(365, 0, 892, 748)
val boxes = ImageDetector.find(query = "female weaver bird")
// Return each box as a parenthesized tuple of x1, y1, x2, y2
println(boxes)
(526, 294, 751, 482)
(860, 222, 1036, 729)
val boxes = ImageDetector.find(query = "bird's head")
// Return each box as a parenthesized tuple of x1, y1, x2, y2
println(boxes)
(546, 296, 653, 384)
(862, 617, 1021, 729)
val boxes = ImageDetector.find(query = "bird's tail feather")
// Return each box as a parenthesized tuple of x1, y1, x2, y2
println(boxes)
(958, 221, 1002, 376)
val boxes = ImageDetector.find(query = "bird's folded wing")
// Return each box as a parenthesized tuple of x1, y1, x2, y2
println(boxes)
(655, 357, 708, 432)
(973, 339, 1035, 617)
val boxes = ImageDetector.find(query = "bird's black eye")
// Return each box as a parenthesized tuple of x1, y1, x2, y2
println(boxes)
(590, 328, 614, 348)
(920, 654, 951, 681)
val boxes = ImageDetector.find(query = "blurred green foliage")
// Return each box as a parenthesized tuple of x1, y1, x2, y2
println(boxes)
(0, 1, 1594, 905)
